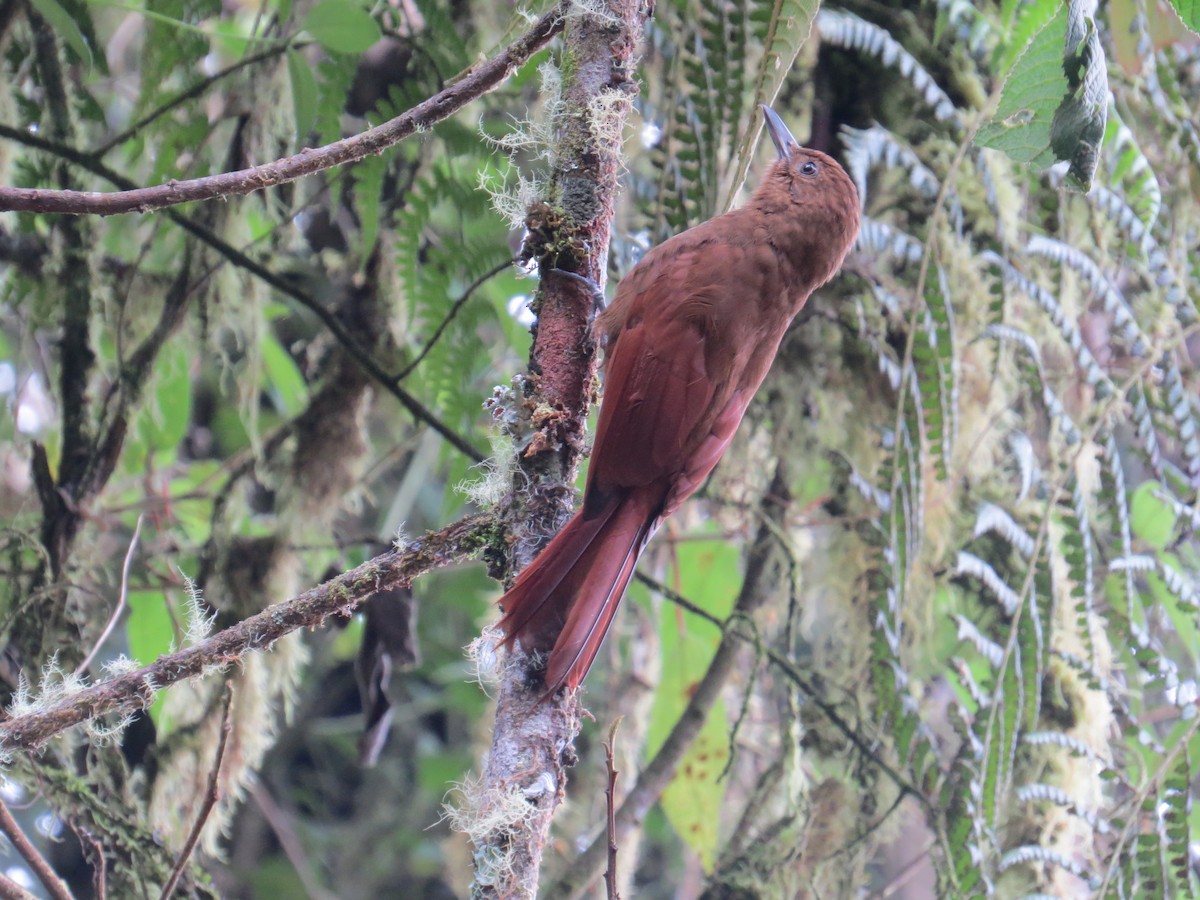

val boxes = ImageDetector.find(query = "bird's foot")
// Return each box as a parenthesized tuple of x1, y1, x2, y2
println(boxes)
(547, 268, 607, 313)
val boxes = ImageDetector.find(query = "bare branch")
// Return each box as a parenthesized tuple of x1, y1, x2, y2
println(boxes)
(251, 783, 337, 900)
(603, 719, 622, 900)
(547, 458, 797, 898)
(76, 514, 143, 676)
(0, 6, 566, 216)
(159, 682, 234, 900)
(0, 515, 492, 753)
(467, 2, 651, 896)
(0, 875, 39, 900)
(0, 795, 73, 900)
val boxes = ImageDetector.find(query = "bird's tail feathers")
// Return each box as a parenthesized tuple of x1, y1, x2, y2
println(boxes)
(496, 493, 655, 693)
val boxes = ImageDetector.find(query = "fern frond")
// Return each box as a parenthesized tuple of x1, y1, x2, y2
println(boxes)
(954, 615, 1005, 666)
(912, 264, 958, 480)
(998, 845, 1095, 885)
(1158, 355, 1200, 490)
(1163, 748, 1192, 894)
(956, 551, 1020, 616)
(1023, 730, 1107, 763)
(816, 10, 960, 127)
(973, 503, 1035, 558)
(984, 252, 1110, 394)
(858, 218, 924, 266)
(1024, 235, 1148, 353)
(1088, 185, 1194, 323)
(1105, 107, 1162, 229)
(1016, 782, 1110, 833)
(841, 124, 944, 207)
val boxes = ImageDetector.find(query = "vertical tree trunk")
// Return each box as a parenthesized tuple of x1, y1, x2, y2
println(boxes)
(463, 3, 653, 897)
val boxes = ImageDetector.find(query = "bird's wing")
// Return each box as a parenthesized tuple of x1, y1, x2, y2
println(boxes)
(586, 235, 759, 499)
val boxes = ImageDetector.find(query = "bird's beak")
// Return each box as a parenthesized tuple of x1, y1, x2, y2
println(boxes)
(760, 104, 797, 161)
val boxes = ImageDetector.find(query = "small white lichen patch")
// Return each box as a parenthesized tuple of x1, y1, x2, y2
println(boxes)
(444, 774, 540, 885)
(455, 434, 516, 509)
(178, 567, 216, 645)
(588, 87, 633, 149)
(85, 711, 136, 747)
(479, 61, 564, 228)
(7, 655, 86, 719)
(466, 628, 504, 694)
(393, 523, 410, 552)
(566, 0, 621, 24)
(479, 166, 547, 231)
(101, 655, 141, 678)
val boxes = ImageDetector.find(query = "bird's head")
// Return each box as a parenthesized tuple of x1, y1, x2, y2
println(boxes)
(754, 105, 861, 286)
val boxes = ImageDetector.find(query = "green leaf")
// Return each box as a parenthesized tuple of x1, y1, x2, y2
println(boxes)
(1166, 0, 1200, 34)
(138, 337, 192, 453)
(29, 0, 94, 68)
(126, 590, 174, 730)
(302, 0, 381, 55)
(978, 2, 1108, 188)
(976, 6, 1068, 167)
(643, 533, 740, 871)
(287, 49, 319, 146)
(724, 0, 821, 207)
(353, 154, 386, 266)
(995, 0, 1058, 77)
(261, 333, 308, 417)
(1130, 481, 1177, 550)
(1049, 12, 1107, 188)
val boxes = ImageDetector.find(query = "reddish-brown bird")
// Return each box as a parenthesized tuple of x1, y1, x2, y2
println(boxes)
(497, 105, 861, 693)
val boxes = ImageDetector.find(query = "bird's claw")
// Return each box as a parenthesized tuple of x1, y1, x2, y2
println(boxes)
(547, 268, 607, 313)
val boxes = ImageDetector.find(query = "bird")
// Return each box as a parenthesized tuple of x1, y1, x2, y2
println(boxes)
(496, 104, 861, 694)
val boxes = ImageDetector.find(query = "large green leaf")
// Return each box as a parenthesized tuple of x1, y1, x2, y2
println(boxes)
(1166, 0, 1200, 33)
(977, 7, 1068, 168)
(29, 0, 94, 68)
(978, 1, 1108, 187)
(126, 590, 175, 730)
(643, 533, 741, 871)
(302, 0, 381, 54)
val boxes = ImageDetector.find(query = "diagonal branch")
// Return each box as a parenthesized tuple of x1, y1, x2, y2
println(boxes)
(0, 515, 492, 754)
(544, 455, 793, 899)
(0, 5, 566, 216)
(0, 128, 484, 461)
(0, 794, 72, 900)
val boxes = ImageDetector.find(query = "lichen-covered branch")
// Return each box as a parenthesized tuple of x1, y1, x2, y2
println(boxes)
(545, 455, 794, 899)
(0, 515, 491, 753)
(463, 2, 652, 897)
(0, 5, 566, 216)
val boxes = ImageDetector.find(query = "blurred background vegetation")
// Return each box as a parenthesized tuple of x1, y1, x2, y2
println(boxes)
(0, 0, 1198, 896)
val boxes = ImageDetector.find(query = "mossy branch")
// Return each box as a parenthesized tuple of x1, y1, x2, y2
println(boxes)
(0, 4, 567, 215)
(0, 516, 493, 754)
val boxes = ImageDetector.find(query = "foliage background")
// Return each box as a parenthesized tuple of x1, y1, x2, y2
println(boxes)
(0, 0, 1198, 896)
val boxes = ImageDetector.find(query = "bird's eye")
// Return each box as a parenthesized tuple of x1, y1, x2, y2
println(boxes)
(800, 161, 819, 177)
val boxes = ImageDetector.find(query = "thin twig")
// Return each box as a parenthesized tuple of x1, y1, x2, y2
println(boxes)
(393, 258, 514, 382)
(0, 795, 73, 900)
(869, 836, 936, 900)
(0, 875, 38, 900)
(159, 682, 235, 900)
(0, 5, 566, 215)
(546, 458, 795, 899)
(95, 42, 303, 155)
(76, 515, 143, 676)
(251, 783, 337, 900)
(0, 124, 485, 462)
(602, 718, 623, 900)
(638, 571, 926, 809)
(0, 514, 492, 753)
(75, 827, 107, 900)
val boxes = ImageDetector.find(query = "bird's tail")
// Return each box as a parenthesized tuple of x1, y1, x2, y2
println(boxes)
(497, 492, 656, 693)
